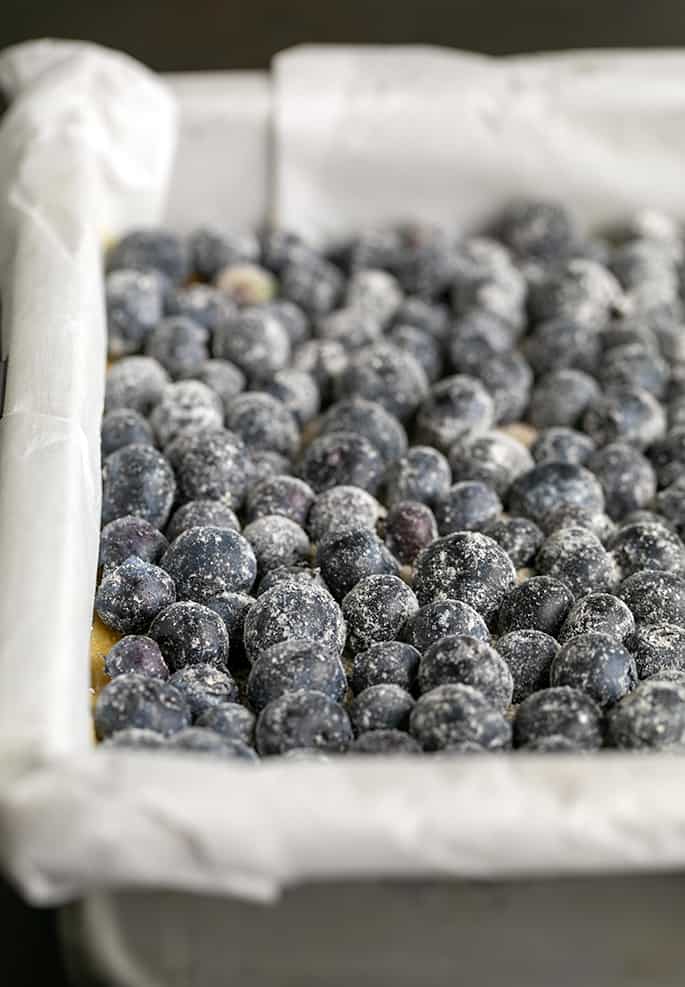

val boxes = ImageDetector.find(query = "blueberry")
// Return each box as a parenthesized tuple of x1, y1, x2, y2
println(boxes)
(391, 296, 449, 339)
(350, 730, 422, 754)
(451, 238, 526, 329)
(95, 557, 176, 633)
(150, 380, 224, 447)
(293, 340, 349, 405)
(628, 623, 685, 678)
(550, 631, 637, 706)
(195, 703, 256, 746)
(348, 228, 403, 274)
(509, 462, 605, 528)
(105, 356, 169, 415)
(348, 684, 415, 734)
(247, 638, 346, 713)
(448, 310, 516, 373)
(204, 592, 254, 663)
(418, 635, 513, 710)
(619, 570, 685, 627)
(215, 263, 277, 306)
(414, 531, 517, 624)
(528, 257, 624, 329)
(246, 475, 314, 527)
(540, 505, 615, 544)
(434, 481, 502, 536)
(382, 446, 451, 508)
(189, 228, 259, 280)
(524, 319, 601, 378)
(316, 306, 382, 350)
(168, 662, 239, 719)
(559, 593, 635, 645)
(166, 500, 240, 542)
(496, 630, 559, 703)
(317, 398, 407, 465)
(531, 428, 595, 466)
(101, 727, 166, 750)
(409, 683, 512, 752)
(161, 526, 257, 602)
(485, 517, 544, 568)
(311, 527, 397, 601)
(349, 641, 421, 694)
(213, 307, 290, 380)
(416, 375, 495, 452)
(196, 359, 246, 413)
(148, 601, 230, 672)
(226, 393, 299, 457)
(244, 580, 346, 663)
(107, 230, 189, 284)
(145, 316, 210, 380)
(497, 576, 575, 637)
(260, 229, 309, 273)
(281, 255, 344, 317)
(394, 240, 454, 300)
(342, 575, 418, 651)
(166, 727, 257, 759)
(527, 368, 600, 428)
(606, 678, 685, 750)
(389, 324, 443, 382)
(448, 431, 534, 498)
(346, 268, 405, 328)
(243, 515, 311, 576)
(536, 526, 618, 597)
(513, 686, 602, 750)
(99, 516, 168, 572)
(101, 409, 155, 458)
(246, 451, 292, 485)
(102, 444, 176, 530)
(600, 342, 668, 398)
(586, 442, 656, 520)
(656, 480, 685, 540)
(383, 501, 437, 564)
(166, 429, 249, 509)
(583, 387, 666, 449)
(105, 269, 165, 358)
(609, 522, 685, 579)
(104, 635, 169, 680)
(494, 199, 578, 262)
(95, 672, 190, 738)
(300, 432, 384, 494)
(265, 300, 311, 348)
(263, 369, 321, 426)
(256, 689, 353, 755)
(256, 564, 326, 597)
(403, 599, 490, 652)
(650, 427, 685, 487)
(470, 351, 533, 424)
(168, 282, 237, 332)
(336, 342, 428, 421)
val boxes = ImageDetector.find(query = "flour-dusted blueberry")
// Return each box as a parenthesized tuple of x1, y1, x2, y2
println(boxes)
(434, 481, 502, 535)
(583, 387, 666, 449)
(383, 501, 437, 564)
(536, 526, 618, 597)
(383, 446, 451, 508)
(104, 635, 169, 680)
(342, 575, 418, 652)
(448, 309, 516, 373)
(99, 516, 168, 572)
(300, 432, 384, 495)
(513, 686, 603, 750)
(610, 239, 680, 319)
(246, 451, 292, 484)
(485, 517, 544, 568)
(656, 480, 685, 539)
(336, 342, 429, 422)
(293, 340, 349, 405)
(550, 631, 637, 707)
(166, 727, 257, 759)
(167, 283, 237, 336)
(168, 662, 239, 719)
(166, 501, 240, 543)
(349, 641, 421, 694)
(451, 237, 526, 330)
(213, 307, 290, 379)
(403, 600, 490, 652)
(609, 522, 685, 579)
(226, 393, 300, 457)
(448, 431, 534, 498)
(351, 730, 422, 754)
(263, 368, 320, 427)
(243, 515, 311, 576)
(95, 672, 190, 739)
(316, 306, 382, 350)
(318, 527, 399, 600)
(418, 635, 513, 710)
(107, 230, 189, 284)
(307, 486, 381, 541)
(150, 380, 224, 447)
(416, 374, 495, 452)
(148, 601, 230, 672)
(508, 463, 605, 528)
(215, 263, 277, 306)
(347, 268, 403, 326)
(528, 257, 624, 329)
(559, 593, 635, 645)
(246, 475, 315, 526)
(189, 227, 260, 281)
(196, 703, 256, 746)
(348, 227, 403, 273)
(531, 428, 596, 466)
(587, 442, 656, 521)
(166, 429, 249, 509)
(410, 683, 512, 751)
(470, 351, 533, 424)
(102, 444, 176, 530)
(650, 427, 685, 488)
(391, 295, 449, 340)
(619, 569, 685, 627)
(497, 576, 575, 637)
(101, 727, 166, 750)
(622, 510, 677, 533)
(262, 300, 310, 349)
(527, 368, 600, 428)
(256, 689, 353, 755)
(600, 342, 669, 398)
(244, 580, 346, 663)
(197, 359, 246, 413)
(540, 505, 615, 545)
(145, 316, 210, 380)
(524, 318, 601, 379)
(394, 237, 455, 301)
(256, 564, 326, 597)
(106, 269, 166, 357)
(606, 678, 685, 750)
(628, 623, 685, 678)
(413, 531, 517, 624)
(348, 684, 415, 735)
(496, 630, 559, 703)
(260, 229, 310, 272)
(101, 409, 154, 458)
(247, 638, 346, 712)
(317, 398, 408, 465)
(494, 199, 578, 262)
(105, 356, 170, 416)
(389, 324, 443, 382)
(95, 557, 176, 634)
(162, 526, 257, 602)
(281, 253, 344, 317)
(204, 592, 254, 664)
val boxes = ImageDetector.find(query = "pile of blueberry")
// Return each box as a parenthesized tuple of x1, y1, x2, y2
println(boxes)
(94, 203, 685, 760)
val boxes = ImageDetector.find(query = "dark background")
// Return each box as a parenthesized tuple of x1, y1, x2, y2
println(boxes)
(3, 2, 685, 984)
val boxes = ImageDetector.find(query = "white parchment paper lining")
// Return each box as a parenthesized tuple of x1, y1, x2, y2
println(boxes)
(3, 40, 685, 907)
